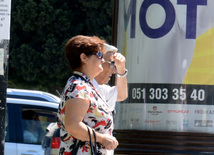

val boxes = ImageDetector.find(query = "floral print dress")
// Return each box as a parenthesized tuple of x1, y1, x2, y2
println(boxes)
(57, 71, 113, 155)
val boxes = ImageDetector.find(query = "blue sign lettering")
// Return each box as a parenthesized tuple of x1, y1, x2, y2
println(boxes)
(177, 0, 207, 39)
(139, 0, 175, 39)
(124, 0, 208, 39)
(124, 0, 136, 38)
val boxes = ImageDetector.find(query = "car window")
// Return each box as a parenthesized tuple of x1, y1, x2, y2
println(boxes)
(21, 108, 57, 144)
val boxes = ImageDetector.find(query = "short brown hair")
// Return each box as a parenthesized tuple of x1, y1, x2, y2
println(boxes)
(65, 35, 105, 71)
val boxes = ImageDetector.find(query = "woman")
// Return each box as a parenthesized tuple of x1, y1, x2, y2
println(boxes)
(57, 35, 118, 155)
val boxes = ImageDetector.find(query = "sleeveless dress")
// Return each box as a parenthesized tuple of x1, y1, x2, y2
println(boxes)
(57, 71, 114, 155)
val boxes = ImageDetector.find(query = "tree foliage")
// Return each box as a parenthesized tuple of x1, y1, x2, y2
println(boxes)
(9, 0, 113, 94)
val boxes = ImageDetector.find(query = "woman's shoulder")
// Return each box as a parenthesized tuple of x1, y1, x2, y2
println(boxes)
(64, 75, 92, 93)
(67, 75, 88, 85)
(63, 76, 94, 101)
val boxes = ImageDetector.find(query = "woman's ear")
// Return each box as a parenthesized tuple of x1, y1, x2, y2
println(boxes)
(80, 53, 87, 64)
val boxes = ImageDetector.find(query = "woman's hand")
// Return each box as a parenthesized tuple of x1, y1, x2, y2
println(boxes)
(98, 133, 119, 150)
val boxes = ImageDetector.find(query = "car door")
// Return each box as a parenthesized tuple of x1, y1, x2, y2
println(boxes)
(5, 102, 58, 155)
(4, 103, 17, 155)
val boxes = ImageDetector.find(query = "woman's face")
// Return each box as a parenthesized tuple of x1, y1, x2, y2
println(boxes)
(86, 52, 104, 79)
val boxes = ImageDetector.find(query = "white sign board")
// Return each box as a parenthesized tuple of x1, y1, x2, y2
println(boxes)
(0, 0, 11, 39)
(0, 48, 3, 75)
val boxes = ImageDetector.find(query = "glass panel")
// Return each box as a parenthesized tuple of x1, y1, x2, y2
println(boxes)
(21, 108, 57, 144)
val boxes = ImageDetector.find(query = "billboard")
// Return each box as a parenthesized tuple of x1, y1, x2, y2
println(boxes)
(115, 0, 214, 133)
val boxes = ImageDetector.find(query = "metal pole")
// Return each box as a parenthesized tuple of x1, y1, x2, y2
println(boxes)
(109, 0, 119, 86)
(0, 0, 11, 154)
(112, 0, 119, 46)
(0, 41, 9, 155)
